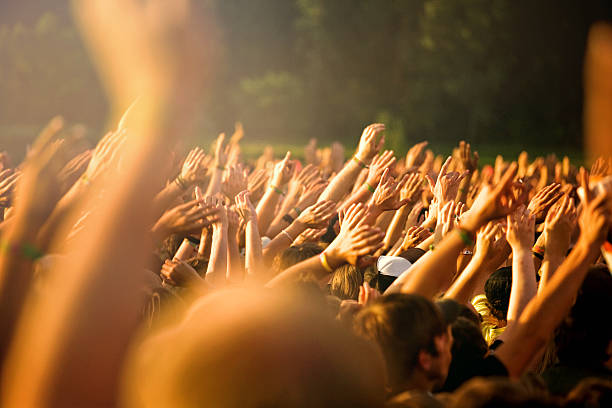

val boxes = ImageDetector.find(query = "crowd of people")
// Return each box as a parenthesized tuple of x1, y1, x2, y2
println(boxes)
(1, 1, 612, 407)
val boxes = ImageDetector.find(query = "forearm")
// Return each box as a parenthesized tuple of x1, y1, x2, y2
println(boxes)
(384, 206, 410, 251)
(262, 220, 306, 265)
(205, 168, 223, 197)
(226, 231, 243, 284)
(256, 188, 281, 235)
(266, 247, 342, 288)
(266, 206, 299, 238)
(205, 225, 228, 286)
(151, 180, 186, 220)
(398, 214, 480, 298)
(505, 248, 537, 324)
(244, 220, 264, 278)
(0, 215, 43, 363)
(318, 160, 361, 203)
(497, 239, 598, 377)
(444, 257, 487, 304)
(337, 185, 372, 213)
(456, 176, 470, 204)
(537, 252, 564, 295)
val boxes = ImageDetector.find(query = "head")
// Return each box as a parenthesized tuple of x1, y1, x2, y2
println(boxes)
(484, 266, 512, 321)
(274, 243, 323, 272)
(330, 264, 363, 300)
(435, 299, 487, 393)
(124, 288, 386, 407)
(353, 294, 452, 394)
(450, 377, 555, 408)
(555, 265, 612, 367)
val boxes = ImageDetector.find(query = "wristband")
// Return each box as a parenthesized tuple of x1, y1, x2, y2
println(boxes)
(320, 252, 334, 272)
(282, 214, 295, 224)
(456, 227, 475, 247)
(364, 182, 376, 193)
(429, 244, 435, 251)
(293, 206, 302, 215)
(0, 240, 44, 261)
(270, 185, 284, 195)
(281, 229, 294, 243)
(353, 156, 369, 169)
(217, 165, 226, 171)
(175, 175, 188, 190)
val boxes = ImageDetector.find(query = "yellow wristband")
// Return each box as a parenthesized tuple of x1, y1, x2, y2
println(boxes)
(319, 252, 334, 272)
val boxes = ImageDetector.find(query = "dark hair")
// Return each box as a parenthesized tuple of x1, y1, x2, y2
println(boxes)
(274, 243, 323, 272)
(330, 264, 363, 300)
(565, 378, 612, 408)
(484, 267, 512, 321)
(353, 294, 446, 391)
(555, 265, 612, 366)
(450, 377, 556, 408)
(436, 298, 481, 327)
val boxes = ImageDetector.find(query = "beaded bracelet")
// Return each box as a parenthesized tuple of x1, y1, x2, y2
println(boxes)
(293, 207, 302, 215)
(364, 182, 376, 193)
(282, 214, 295, 224)
(320, 252, 334, 272)
(217, 165, 226, 171)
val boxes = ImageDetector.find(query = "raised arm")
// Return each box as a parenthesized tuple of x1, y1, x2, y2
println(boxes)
(256, 152, 294, 234)
(391, 163, 523, 297)
(236, 191, 265, 279)
(496, 192, 611, 377)
(502, 205, 537, 328)
(205, 197, 229, 286)
(267, 203, 383, 288)
(318, 124, 385, 203)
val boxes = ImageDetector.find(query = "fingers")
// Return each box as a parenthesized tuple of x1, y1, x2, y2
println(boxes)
(439, 156, 452, 177)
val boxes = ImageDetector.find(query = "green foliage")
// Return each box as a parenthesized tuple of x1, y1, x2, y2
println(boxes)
(0, 1, 597, 157)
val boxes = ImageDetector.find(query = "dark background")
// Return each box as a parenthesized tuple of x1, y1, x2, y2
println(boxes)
(1, 0, 612, 161)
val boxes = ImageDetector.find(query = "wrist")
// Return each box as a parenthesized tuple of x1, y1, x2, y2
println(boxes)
(323, 246, 344, 269)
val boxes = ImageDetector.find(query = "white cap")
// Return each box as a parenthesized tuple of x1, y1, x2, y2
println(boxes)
(377, 256, 412, 278)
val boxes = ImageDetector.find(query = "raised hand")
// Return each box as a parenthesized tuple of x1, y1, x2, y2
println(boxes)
(296, 200, 336, 229)
(544, 194, 577, 258)
(247, 169, 268, 202)
(355, 123, 386, 164)
(325, 223, 385, 267)
(578, 192, 612, 247)
(213, 133, 230, 169)
(84, 129, 126, 183)
(527, 183, 562, 223)
(426, 156, 468, 205)
(293, 228, 326, 246)
(295, 178, 328, 211)
(235, 190, 257, 222)
(405, 141, 428, 169)
(473, 222, 504, 263)
(365, 150, 396, 188)
(221, 164, 248, 200)
(15, 117, 70, 221)
(304, 138, 320, 166)
(434, 201, 457, 245)
(58, 150, 92, 191)
(371, 169, 409, 211)
(152, 199, 220, 236)
(0, 170, 20, 208)
(400, 225, 430, 250)
(462, 162, 526, 230)
(270, 151, 295, 188)
(358, 281, 381, 306)
(506, 205, 535, 250)
(287, 164, 320, 198)
(458, 140, 479, 173)
(226, 207, 240, 237)
(400, 172, 423, 204)
(161, 259, 204, 288)
(181, 147, 208, 185)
